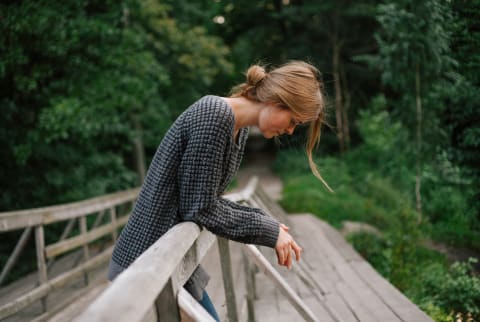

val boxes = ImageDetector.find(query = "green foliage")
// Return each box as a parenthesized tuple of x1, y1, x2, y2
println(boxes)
(275, 147, 479, 318)
(0, 0, 231, 210)
(415, 258, 480, 317)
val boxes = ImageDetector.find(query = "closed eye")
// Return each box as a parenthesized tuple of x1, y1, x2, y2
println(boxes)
(290, 118, 304, 127)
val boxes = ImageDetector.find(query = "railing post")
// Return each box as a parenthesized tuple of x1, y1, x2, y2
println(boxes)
(242, 249, 256, 322)
(79, 216, 90, 285)
(109, 207, 118, 241)
(218, 237, 239, 322)
(155, 278, 181, 322)
(34, 225, 48, 312)
(47, 219, 76, 269)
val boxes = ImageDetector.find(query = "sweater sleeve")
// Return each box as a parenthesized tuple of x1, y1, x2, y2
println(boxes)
(177, 105, 279, 248)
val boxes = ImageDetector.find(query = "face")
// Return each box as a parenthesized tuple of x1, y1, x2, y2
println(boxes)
(258, 103, 304, 139)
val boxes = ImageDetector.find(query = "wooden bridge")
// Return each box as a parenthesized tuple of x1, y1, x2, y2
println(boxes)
(0, 174, 433, 322)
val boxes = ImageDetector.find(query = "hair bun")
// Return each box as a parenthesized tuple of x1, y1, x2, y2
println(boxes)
(246, 65, 267, 86)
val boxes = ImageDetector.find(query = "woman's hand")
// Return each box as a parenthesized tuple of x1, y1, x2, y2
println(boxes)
(275, 223, 302, 269)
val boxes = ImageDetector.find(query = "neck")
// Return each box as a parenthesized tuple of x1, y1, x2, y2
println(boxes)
(222, 96, 262, 133)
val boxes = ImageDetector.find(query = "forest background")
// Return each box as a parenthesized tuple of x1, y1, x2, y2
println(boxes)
(1, 0, 479, 320)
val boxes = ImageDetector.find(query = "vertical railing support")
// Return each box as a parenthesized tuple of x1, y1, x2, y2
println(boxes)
(242, 249, 256, 322)
(218, 237, 239, 322)
(156, 278, 181, 322)
(34, 225, 48, 312)
(110, 207, 118, 242)
(79, 216, 90, 285)
(0, 227, 32, 286)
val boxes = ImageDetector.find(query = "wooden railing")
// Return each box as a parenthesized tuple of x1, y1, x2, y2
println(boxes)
(76, 178, 319, 322)
(0, 188, 140, 321)
(0, 178, 319, 321)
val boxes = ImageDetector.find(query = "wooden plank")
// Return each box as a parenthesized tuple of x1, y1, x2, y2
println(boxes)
(323, 292, 358, 322)
(218, 237, 239, 322)
(303, 297, 336, 322)
(242, 249, 256, 322)
(0, 227, 32, 285)
(79, 216, 90, 286)
(45, 216, 128, 259)
(178, 287, 217, 322)
(335, 280, 379, 322)
(243, 244, 320, 322)
(0, 247, 112, 320)
(76, 222, 201, 322)
(109, 207, 118, 241)
(47, 219, 76, 268)
(156, 278, 180, 322)
(353, 261, 433, 322)
(36, 282, 108, 322)
(35, 225, 48, 312)
(293, 214, 402, 322)
(168, 230, 217, 299)
(305, 217, 397, 321)
(0, 188, 139, 231)
(316, 219, 364, 262)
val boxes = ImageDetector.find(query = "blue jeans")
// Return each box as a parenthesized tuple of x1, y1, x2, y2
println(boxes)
(199, 290, 220, 322)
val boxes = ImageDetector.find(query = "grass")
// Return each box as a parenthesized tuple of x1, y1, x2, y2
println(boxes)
(273, 148, 480, 319)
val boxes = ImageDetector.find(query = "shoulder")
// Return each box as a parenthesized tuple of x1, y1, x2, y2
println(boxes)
(185, 95, 234, 134)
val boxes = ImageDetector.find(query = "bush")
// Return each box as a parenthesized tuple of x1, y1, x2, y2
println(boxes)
(415, 258, 480, 318)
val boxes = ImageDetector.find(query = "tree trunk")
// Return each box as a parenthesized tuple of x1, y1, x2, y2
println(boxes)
(340, 62, 351, 150)
(132, 115, 146, 185)
(332, 20, 345, 153)
(415, 64, 423, 223)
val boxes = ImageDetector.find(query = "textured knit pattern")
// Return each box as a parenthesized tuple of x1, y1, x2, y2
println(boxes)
(111, 95, 280, 270)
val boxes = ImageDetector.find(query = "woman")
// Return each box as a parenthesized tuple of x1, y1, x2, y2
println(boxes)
(108, 61, 330, 321)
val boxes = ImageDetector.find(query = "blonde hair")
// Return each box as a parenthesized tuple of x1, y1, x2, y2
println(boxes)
(231, 61, 332, 192)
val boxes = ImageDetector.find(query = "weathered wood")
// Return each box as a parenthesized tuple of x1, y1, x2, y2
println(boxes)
(109, 207, 118, 241)
(353, 260, 433, 322)
(45, 216, 128, 259)
(76, 222, 201, 322)
(293, 214, 402, 322)
(0, 188, 139, 231)
(323, 292, 358, 322)
(0, 227, 32, 286)
(47, 219, 76, 268)
(156, 278, 180, 322)
(35, 225, 48, 313)
(336, 280, 379, 321)
(178, 287, 216, 322)
(242, 249, 255, 322)
(0, 246, 112, 320)
(243, 244, 319, 322)
(218, 237, 239, 322)
(316, 219, 363, 262)
(79, 216, 90, 286)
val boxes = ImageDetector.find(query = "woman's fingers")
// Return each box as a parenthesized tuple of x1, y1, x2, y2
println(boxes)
(291, 240, 302, 262)
(276, 247, 285, 265)
(275, 227, 302, 269)
(285, 246, 292, 269)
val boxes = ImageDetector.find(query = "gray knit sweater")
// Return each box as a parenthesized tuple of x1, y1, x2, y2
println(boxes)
(109, 95, 280, 296)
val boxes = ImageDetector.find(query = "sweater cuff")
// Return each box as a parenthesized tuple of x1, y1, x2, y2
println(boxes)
(256, 215, 280, 248)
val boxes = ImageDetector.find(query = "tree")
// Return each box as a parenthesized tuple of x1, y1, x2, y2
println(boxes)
(369, 0, 455, 221)
(0, 0, 231, 210)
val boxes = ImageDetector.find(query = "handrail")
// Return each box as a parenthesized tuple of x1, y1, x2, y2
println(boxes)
(2, 177, 320, 321)
(76, 177, 319, 322)
(0, 187, 140, 319)
(0, 188, 140, 231)
(76, 222, 205, 322)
